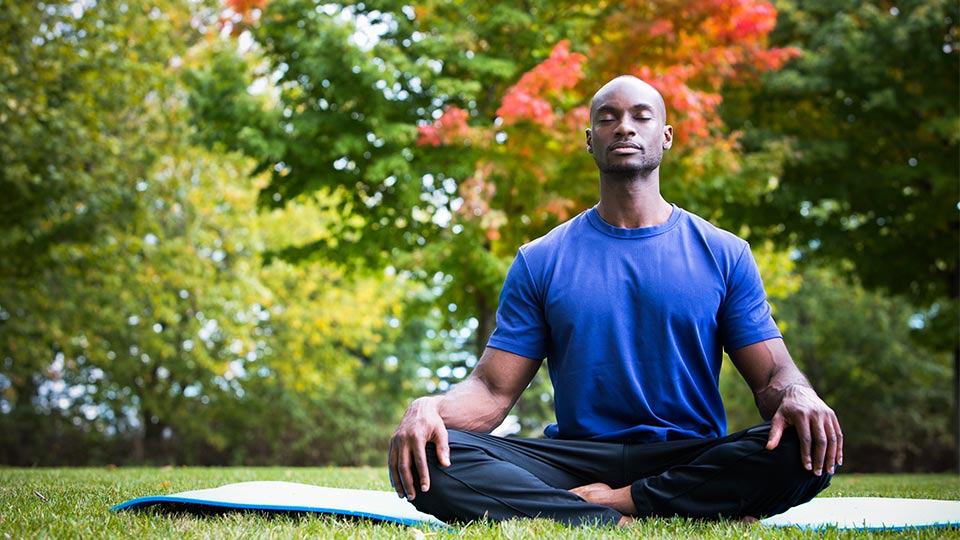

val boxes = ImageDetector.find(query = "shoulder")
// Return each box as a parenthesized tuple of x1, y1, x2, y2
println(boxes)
(518, 208, 594, 259)
(676, 208, 749, 255)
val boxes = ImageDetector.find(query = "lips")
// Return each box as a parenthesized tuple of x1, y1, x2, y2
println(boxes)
(608, 141, 642, 154)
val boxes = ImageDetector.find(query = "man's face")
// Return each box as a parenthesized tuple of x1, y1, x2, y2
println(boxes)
(585, 78, 673, 177)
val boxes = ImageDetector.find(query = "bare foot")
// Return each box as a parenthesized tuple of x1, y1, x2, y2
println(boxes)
(569, 482, 638, 517)
(570, 482, 614, 503)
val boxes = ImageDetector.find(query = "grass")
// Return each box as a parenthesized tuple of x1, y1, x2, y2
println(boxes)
(1, 467, 958, 539)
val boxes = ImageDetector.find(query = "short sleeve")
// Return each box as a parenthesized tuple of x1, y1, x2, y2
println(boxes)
(718, 244, 782, 351)
(486, 250, 550, 360)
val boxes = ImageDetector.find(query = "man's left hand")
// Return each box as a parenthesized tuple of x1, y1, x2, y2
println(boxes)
(765, 384, 843, 476)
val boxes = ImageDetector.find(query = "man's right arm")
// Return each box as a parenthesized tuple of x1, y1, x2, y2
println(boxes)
(388, 347, 542, 500)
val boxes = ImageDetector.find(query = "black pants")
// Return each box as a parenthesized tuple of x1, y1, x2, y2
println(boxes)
(408, 423, 832, 526)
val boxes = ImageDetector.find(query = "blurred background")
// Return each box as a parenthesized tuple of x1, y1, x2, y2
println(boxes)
(1, 0, 957, 472)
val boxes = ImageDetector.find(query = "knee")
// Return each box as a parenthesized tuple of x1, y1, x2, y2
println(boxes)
(748, 426, 833, 516)
(407, 431, 483, 521)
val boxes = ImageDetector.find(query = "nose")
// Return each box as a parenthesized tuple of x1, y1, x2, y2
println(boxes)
(614, 116, 637, 138)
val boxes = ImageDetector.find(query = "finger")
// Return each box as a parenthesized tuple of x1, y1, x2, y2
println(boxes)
(831, 415, 844, 471)
(435, 426, 451, 468)
(795, 416, 813, 472)
(388, 439, 405, 498)
(835, 417, 844, 468)
(823, 420, 839, 475)
(413, 438, 431, 496)
(398, 443, 417, 500)
(766, 413, 786, 450)
(810, 417, 828, 476)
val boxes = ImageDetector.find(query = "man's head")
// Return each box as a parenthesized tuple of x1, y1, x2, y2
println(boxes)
(586, 76, 673, 177)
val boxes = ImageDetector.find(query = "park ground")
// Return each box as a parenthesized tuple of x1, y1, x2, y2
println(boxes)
(1, 467, 959, 539)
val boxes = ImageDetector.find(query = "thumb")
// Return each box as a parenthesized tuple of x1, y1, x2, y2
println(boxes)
(766, 413, 786, 450)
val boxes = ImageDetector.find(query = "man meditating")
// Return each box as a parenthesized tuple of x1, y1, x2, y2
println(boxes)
(388, 75, 842, 526)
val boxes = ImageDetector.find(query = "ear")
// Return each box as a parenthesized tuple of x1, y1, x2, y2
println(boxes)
(662, 124, 674, 150)
(585, 128, 593, 153)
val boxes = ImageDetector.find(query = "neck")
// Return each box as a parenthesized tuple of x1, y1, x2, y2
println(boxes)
(595, 170, 672, 228)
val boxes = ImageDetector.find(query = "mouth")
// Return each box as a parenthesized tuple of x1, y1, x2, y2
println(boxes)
(608, 142, 642, 155)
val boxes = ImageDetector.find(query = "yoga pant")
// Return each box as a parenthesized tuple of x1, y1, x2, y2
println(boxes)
(406, 423, 832, 526)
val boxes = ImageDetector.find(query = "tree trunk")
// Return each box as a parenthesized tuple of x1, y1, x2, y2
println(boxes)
(474, 292, 496, 359)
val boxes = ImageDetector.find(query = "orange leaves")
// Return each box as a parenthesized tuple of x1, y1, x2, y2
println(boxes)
(417, 41, 587, 147)
(416, 106, 473, 147)
(596, 0, 800, 144)
(220, 0, 269, 35)
(412, 1, 799, 244)
(417, 39, 587, 147)
(702, 0, 777, 42)
(225, 0, 267, 17)
(497, 40, 586, 127)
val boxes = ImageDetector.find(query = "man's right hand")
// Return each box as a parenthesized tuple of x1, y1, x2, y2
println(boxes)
(388, 397, 451, 500)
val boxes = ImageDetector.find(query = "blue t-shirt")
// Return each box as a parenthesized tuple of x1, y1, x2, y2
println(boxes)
(487, 205, 781, 443)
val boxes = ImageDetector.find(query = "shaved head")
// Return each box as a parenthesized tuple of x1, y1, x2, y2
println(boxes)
(590, 76, 667, 125)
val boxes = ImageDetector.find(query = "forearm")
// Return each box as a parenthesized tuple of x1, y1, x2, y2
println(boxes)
(731, 339, 814, 421)
(421, 376, 516, 433)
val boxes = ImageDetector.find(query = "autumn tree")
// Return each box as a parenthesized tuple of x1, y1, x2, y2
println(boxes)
(722, 0, 959, 467)
(196, 0, 804, 439)
(209, 0, 797, 347)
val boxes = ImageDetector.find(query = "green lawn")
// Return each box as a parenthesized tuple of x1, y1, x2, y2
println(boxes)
(1, 467, 958, 539)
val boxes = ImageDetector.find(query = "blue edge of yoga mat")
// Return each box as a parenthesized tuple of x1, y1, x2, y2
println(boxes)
(111, 481, 960, 531)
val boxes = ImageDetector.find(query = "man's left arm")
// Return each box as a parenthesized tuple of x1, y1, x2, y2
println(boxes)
(729, 338, 843, 476)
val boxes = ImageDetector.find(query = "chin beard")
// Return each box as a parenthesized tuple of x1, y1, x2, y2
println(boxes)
(595, 156, 661, 177)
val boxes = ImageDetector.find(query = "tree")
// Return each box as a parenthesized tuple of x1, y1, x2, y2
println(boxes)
(0, 0, 202, 463)
(201, 0, 804, 437)
(772, 267, 951, 471)
(721, 0, 960, 466)
(0, 1, 418, 465)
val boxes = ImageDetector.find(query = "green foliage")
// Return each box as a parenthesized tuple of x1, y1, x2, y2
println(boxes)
(0, 0, 192, 278)
(6, 0, 956, 471)
(777, 267, 953, 472)
(0, 1, 419, 466)
(2, 468, 959, 539)
(189, 1, 958, 458)
(722, 266, 954, 472)
(0, 0, 201, 463)
(723, 0, 960, 348)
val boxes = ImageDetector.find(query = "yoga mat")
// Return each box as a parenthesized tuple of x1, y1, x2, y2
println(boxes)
(760, 496, 960, 530)
(111, 481, 447, 527)
(114, 481, 960, 530)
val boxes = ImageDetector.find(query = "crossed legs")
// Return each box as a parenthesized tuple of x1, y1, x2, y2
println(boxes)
(407, 424, 832, 526)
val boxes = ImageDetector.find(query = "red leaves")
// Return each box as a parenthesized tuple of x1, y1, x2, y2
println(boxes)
(497, 40, 586, 127)
(416, 106, 473, 147)
(595, 0, 799, 143)
(225, 0, 267, 17)
(220, 0, 268, 35)
(416, 40, 585, 145)
(413, 1, 799, 241)
(419, 41, 586, 145)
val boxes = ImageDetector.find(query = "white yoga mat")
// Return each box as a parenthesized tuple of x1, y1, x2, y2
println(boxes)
(111, 481, 447, 527)
(760, 496, 960, 530)
(113, 481, 960, 530)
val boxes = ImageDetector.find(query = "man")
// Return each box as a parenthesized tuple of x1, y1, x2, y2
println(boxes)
(389, 75, 842, 526)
